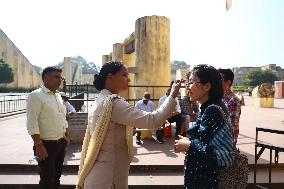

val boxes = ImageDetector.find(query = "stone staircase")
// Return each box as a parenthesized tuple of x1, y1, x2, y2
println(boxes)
(0, 164, 283, 189)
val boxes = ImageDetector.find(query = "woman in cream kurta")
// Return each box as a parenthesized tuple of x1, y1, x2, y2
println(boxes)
(84, 89, 176, 189)
(77, 61, 183, 189)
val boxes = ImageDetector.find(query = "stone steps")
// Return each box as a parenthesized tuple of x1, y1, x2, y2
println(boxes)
(0, 164, 283, 189)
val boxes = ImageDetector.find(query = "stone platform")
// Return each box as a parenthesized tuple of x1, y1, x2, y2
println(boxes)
(0, 95, 284, 188)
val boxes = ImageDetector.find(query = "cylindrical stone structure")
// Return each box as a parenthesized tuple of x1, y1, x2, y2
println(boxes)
(112, 43, 123, 61)
(134, 15, 171, 102)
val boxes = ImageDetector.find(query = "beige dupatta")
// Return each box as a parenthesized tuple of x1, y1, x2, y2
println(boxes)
(76, 95, 133, 189)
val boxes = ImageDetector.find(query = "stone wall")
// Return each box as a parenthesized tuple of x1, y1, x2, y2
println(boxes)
(0, 29, 41, 88)
(176, 68, 190, 96)
(63, 57, 83, 84)
(82, 73, 94, 85)
(102, 16, 171, 103)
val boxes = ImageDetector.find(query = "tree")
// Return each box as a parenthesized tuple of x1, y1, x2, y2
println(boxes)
(244, 69, 278, 86)
(58, 56, 100, 74)
(171, 60, 188, 68)
(33, 65, 42, 74)
(0, 59, 14, 84)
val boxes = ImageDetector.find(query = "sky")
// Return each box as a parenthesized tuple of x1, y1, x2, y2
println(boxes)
(0, 0, 284, 69)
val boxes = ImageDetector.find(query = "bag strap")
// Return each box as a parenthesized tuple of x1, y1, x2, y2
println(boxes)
(206, 104, 237, 149)
(205, 104, 230, 143)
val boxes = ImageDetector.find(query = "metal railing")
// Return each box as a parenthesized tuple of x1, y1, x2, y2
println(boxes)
(64, 83, 172, 101)
(0, 94, 28, 114)
(0, 83, 173, 115)
(63, 83, 173, 113)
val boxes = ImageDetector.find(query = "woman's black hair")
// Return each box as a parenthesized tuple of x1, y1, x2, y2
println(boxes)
(191, 64, 224, 102)
(93, 61, 124, 91)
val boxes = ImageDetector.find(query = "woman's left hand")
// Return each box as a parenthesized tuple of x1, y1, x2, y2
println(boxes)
(174, 135, 191, 153)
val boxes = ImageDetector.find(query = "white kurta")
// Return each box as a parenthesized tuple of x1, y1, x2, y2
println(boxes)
(84, 89, 176, 189)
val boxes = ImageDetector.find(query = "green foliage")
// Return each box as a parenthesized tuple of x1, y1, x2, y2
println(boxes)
(0, 86, 37, 93)
(0, 59, 14, 84)
(172, 60, 188, 67)
(171, 60, 190, 75)
(57, 56, 100, 75)
(33, 65, 42, 74)
(244, 70, 278, 86)
(231, 86, 248, 92)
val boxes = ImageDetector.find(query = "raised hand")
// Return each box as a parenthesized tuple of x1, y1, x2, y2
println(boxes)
(170, 79, 186, 99)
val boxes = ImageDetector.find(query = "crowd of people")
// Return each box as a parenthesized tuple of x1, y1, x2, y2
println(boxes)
(26, 61, 243, 189)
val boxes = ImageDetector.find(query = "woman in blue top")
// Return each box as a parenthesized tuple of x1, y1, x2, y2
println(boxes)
(174, 64, 234, 189)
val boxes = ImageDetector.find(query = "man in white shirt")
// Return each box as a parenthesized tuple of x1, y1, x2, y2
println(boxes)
(159, 88, 184, 139)
(26, 66, 70, 189)
(59, 92, 76, 113)
(134, 92, 155, 144)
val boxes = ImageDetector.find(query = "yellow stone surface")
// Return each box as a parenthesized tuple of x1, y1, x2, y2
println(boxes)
(140, 129, 152, 139)
(253, 97, 274, 108)
(122, 53, 136, 104)
(134, 16, 171, 101)
(0, 29, 41, 88)
(62, 57, 83, 84)
(102, 16, 171, 105)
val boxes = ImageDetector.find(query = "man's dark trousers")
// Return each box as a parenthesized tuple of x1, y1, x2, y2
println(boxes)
(168, 114, 183, 137)
(34, 138, 66, 189)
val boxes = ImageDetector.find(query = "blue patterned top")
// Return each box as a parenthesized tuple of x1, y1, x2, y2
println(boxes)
(184, 99, 231, 189)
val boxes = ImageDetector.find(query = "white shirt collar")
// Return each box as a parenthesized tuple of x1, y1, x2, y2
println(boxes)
(101, 89, 113, 95)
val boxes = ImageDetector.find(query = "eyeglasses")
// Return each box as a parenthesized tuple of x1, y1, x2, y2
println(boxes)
(185, 81, 202, 87)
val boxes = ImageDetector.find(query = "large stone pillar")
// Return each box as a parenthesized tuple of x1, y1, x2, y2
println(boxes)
(63, 57, 72, 84)
(134, 15, 171, 101)
(102, 55, 110, 64)
(112, 43, 123, 61)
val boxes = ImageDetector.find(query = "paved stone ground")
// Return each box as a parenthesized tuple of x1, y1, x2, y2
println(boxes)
(0, 95, 284, 187)
(0, 95, 283, 166)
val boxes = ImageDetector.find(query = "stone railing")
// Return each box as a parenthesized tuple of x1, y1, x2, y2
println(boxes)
(67, 112, 88, 143)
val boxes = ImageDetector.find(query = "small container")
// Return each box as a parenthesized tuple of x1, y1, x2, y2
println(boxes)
(163, 125, 172, 138)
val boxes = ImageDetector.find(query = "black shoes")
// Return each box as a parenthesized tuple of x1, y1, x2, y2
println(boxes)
(156, 137, 164, 144)
(136, 136, 142, 145)
(136, 140, 142, 145)
(156, 129, 164, 144)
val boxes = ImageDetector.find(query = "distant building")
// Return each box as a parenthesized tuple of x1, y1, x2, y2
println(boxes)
(82, 73, 94, 85)
(63, 57, 83, 84)
(0, 29, 41, 88)
(232, 64, 284, 86)
(176, 68, 190, 96)
(232, 67, 260, 86)
(175, 68, 190, 80)
(62, 57, 96, 85)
